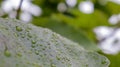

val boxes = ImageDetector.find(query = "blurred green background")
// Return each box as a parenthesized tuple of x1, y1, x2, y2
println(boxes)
(0, 0, 120, 67)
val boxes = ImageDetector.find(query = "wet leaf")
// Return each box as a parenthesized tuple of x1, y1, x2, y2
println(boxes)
(0, 18, 109, 67)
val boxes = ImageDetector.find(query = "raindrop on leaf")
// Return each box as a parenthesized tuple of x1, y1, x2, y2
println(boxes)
(16, 26, 23, 31)
(4, 50, 11, 57)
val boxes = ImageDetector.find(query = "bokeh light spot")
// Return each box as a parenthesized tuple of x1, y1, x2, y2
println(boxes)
(78, 1, 94, 14)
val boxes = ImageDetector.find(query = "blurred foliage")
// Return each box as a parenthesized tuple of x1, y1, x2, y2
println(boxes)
(106, 2, 120, 14)
(105, 54, 120, 67)
(94, 1, 120, 16)
(99, 52, 120, 67)
(32, 15, 99, 51)
(1, 0, 120, 67)
(31, 0, 113, 42)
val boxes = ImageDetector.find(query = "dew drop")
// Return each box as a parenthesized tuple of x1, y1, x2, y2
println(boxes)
(48, 43, 50, 45)
(16, 64, 19, 66)
(31, 44, 36, 48)
(39, 54, 43, 57)
(51, 63, 56, 67)
(32, 63, 40, 67)
(31, 40, 36, 44)
(56, 56, 60, 60)
(101, 60, 106, 64)
(5, 27, 9, 30)
(21, 34, 25, 38)
(4, 50, 11, 57)
(14, 33, 18, 37)
(27, 27, 32, 30)
(17, 53, 22, 57)
(16, 26, 22, 31)
(42, 48, 45, 50)
(39, 44, 43, 46)
(27, 33, 32, 38)
(85, 64, 88, 67)
(35, 50, 39, 55)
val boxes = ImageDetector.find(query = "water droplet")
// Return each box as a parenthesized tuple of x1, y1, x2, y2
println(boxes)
(56, 56, 60, 60)
(4, 50, 11, 57)
(14, 33, 18, 37)
(51, 63, 56, 67)
(27, 27, 32, 30)
(101, 60, 106, 64)
(39, 54, 43, 57)
(33, 63, 40, 67)
(21, 34, 25, 38)
(27, 33, 32, 38)
(17, 53, 22, 57)
(16, 64, 19, 66)
(16, 26, 22, 31)
(48, 43, 50, 45)
(31, 40, 36, 44)
(31, 44, 36, 48)
(39, 44, 43, 46)
(61, 61, 64, 63)
(42, 48, 45, 50)
(5, 27, 9, 30)
(85, 64, 88, 67)
(35, 50, 39, 55)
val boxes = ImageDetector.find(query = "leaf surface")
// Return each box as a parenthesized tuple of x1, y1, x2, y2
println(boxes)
(0, 18, 109, 67)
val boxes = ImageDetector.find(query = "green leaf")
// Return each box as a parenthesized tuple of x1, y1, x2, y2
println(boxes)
(106, 2, 120, 15)
(0, 18, 109, 67)
(102, 53, 120, 67)
(61, 9, 109, 28)
(32, 17, 99, 51)
(50, 10, 110, 41)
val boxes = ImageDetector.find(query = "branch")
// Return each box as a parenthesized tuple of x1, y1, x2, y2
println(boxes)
(16, 0, 23, 19)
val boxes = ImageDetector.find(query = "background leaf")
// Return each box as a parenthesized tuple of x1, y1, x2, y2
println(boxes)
(32, 16, 99, 51)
